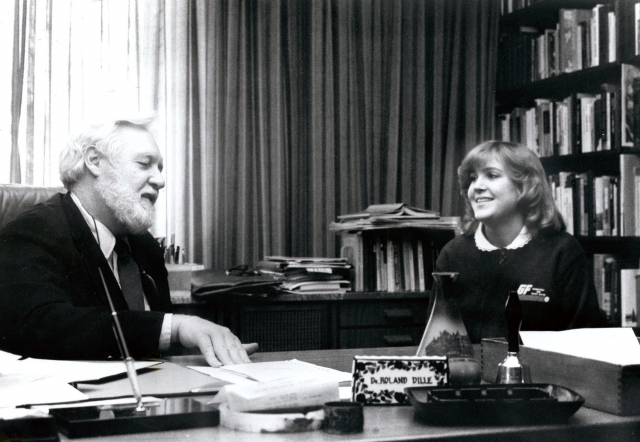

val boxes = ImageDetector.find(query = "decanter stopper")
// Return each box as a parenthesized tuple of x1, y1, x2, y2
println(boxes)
(496, 291, 531, 384)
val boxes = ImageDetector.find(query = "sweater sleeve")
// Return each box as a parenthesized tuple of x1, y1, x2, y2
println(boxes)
(555, 249, 607, 329)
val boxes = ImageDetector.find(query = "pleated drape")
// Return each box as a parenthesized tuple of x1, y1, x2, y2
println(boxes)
(7, 0, 500, 269)
(191, 0, 500, 266)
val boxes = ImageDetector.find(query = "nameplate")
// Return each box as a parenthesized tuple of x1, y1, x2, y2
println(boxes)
(351, 356, 448, 405)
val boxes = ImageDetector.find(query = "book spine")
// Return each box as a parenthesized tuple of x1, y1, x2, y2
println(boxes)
(620, 154, 640, 236)
(635, 167, 640, 236)
(621, 65, 640, 148)
(386, 237, 396, 292)
(621, 269, 638, 327)
(636, 2, 640, 56)
(603, 256, 615, 323)
(608, 10, 617, 63)
(633, 77, 640, 150)
(416, 239, 426, 292)
(594, 176, 604, 236)
(591, 6, 600, 67)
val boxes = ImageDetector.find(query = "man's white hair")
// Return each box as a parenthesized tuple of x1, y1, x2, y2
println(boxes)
(59, 114, 156, 189)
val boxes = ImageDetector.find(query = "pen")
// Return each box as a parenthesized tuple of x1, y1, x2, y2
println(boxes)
(98, 268, 145, 412)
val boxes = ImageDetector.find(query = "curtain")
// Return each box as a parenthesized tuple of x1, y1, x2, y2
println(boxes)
(186, 0, 501, 267)
(6, 0, 500, 269)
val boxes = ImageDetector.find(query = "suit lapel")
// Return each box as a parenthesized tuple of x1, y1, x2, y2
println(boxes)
(60, 193, 129, 310)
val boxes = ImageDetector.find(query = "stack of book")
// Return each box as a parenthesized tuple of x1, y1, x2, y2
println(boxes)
(256, 256, 352, 294)
(498, 63, 640, 156)
(591, 254, 640, 328)
(498, 3, 638, 88)
(329, 203, 459, 232)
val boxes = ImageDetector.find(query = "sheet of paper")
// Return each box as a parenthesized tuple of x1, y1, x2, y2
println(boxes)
(187, 366, 257, 385)
(0, 377, 88, 408)
(188, 360, 351, 385)
(219, 359, 351, 383)
(520, 328, 640, 365)
(0, 358, 162, 383)
(0, 350, 22, 368)
(31, 396, 163, 413)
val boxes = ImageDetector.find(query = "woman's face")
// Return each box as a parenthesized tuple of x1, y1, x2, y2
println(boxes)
(467, 156, 521, 228)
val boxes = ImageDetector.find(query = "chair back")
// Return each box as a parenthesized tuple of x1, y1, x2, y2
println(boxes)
(0, 184, 66, 230)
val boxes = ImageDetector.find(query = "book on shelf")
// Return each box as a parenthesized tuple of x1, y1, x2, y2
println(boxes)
(620, 268, 639, 327)
(592, 254, 640, 328)
(620, 154, 640, 236)
(621, 64, 640, 148)
(281, 280, 350, 293)
(559, 8, 592, 74)
(548, 170, 625, 238)
(636, 2, 640, 56)
(497, 64, 640, 155)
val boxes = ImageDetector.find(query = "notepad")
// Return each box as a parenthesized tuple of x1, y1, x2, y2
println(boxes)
(188, 359, 351, 385)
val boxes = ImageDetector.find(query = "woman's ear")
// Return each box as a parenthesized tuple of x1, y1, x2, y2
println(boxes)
(84, 146, 103, 177)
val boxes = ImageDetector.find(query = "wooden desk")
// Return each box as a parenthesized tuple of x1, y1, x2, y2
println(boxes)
(63, 347, 640, 442)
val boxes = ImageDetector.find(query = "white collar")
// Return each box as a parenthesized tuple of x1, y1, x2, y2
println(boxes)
(70, 192, 116, 260)
(474, 223, 532, 251)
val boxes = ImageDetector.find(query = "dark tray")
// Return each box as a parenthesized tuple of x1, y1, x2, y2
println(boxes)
(50, 396, 219, 438)
(405, 384, 584, 426)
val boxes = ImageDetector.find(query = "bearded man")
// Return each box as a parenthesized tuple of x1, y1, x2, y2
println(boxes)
(0, 116, 256, 366)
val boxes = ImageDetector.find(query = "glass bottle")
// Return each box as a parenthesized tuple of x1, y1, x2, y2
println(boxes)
(416, 272, 482, 385)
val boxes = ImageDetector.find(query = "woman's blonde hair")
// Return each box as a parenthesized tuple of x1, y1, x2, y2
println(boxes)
(457, 140, 565, 236)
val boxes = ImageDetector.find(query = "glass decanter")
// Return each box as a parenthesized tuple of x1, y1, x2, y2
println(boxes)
(416, 272, 482, 385)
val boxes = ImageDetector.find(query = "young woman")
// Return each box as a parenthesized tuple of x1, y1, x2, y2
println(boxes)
(435, 140, 606, 343)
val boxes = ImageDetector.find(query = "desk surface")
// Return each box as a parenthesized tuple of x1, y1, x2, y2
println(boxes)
(63, 347, 640, 442)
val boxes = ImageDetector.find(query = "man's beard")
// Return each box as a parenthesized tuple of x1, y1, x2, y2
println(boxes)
(95, 169, 156, 234)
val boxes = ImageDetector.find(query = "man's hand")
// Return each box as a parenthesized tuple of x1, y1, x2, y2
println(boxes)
(171, 314, 258, 367)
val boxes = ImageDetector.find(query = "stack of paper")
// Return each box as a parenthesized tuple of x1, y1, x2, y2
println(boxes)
(257, 257, 352, 294)
(330, 203, 459, 232)
(0, 350, 161, 408)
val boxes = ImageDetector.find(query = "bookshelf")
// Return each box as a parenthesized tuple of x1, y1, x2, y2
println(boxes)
(336, 226, 457, 293)
(496, 0, 640, 328)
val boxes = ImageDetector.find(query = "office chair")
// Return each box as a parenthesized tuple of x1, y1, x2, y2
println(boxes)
(0, 184, 65, 230)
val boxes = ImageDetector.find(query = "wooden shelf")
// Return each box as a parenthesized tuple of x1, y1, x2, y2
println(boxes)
(496, 63, 622, 109)
(538, 149, 640, 175)
(500, 0, 603, 29)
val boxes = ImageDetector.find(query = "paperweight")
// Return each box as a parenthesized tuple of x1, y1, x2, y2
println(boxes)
(49, 395, 219, 438)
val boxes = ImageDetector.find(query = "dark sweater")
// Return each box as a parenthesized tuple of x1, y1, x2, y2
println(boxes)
(435, 230, 606, 343)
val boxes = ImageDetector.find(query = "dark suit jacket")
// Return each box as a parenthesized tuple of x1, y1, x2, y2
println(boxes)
(0, 193, 173, 360)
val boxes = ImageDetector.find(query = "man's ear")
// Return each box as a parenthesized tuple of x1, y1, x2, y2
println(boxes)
(84, 146, 103, 177)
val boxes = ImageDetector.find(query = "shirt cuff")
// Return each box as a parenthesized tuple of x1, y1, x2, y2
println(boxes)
(158, 313, 173, 352)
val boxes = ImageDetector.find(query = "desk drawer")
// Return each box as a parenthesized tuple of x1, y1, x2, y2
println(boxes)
(339, 299, 428, 327)
(339, 327, 425, 348)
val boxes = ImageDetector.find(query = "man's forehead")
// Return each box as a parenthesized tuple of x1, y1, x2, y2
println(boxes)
(117, 127, 162, 157)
